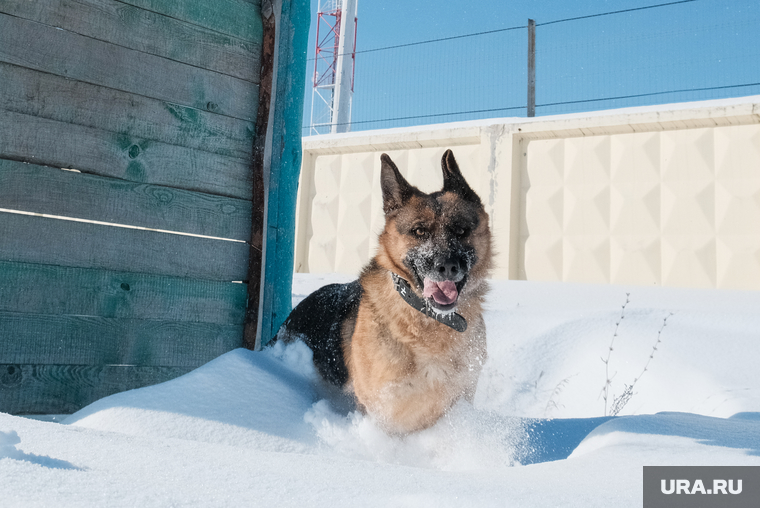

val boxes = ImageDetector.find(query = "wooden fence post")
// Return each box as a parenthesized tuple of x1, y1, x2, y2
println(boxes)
(249, 0, 310, 349)
(244, 1, 275, 351)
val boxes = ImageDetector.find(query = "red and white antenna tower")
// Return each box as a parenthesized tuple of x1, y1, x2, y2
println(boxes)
(309, 0, 357, 135)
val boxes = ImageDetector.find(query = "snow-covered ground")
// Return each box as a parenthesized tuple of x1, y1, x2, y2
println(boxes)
(2, 274, 760, 507)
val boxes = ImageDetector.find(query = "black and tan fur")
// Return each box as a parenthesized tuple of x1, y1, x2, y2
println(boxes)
(276, 150, 492, 433)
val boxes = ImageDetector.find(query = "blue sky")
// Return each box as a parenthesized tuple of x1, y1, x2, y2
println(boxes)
(302, 0, 760, 133)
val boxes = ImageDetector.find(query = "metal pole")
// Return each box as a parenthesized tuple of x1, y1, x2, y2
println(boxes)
(332, 0, 358, 133)
(527, 19, 536, 118)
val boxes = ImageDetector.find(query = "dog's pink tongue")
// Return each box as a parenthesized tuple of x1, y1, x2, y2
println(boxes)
(423, 279, 459, 305)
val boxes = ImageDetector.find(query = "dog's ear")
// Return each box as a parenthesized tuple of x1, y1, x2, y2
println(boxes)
(381, 153, 415, 214)
(441, 149, 481, 205)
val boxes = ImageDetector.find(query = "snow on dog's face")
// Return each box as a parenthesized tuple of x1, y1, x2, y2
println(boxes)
(377, 150, 492, 312)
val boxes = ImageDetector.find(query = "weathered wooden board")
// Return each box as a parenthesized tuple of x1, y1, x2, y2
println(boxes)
(0, 160, 252, 241)
(0, 109, 253, 200)
(0, 261, 247, 325)
(0, 0, 269, 416)
(0, 212, 250, 281)
(1, 0, 261, 83)
(0, 63, 255, 160)
(257, 0, 310, 345)
(118, 0, 264, 43)
(0, 13, 257, 122)
(0, 364, 196, 415)
(0, 312, 243, 366)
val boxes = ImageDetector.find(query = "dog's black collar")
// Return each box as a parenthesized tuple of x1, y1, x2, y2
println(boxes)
(390, 272, 467, 333)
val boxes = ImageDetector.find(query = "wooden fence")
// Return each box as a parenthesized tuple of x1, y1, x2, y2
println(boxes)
(0, 0, 306, 414)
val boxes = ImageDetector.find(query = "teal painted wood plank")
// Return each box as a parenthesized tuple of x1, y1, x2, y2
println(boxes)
(0, 312, 243, 366)
(259, 0, 310, 346)
(0, 160, 252, 241)
(117, 0, 264, 43)
(0, 364, 196, 415)
(1, 0, 262, 83)
(0, 63, 255, 160)
(0, 212, 250, 281)
(0, 13, 257, 122)
(0, 260, 247, 325)
(0, 109, 252, 200)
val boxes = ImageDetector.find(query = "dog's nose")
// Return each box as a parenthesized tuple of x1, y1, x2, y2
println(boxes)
(435, 256, 461, 280)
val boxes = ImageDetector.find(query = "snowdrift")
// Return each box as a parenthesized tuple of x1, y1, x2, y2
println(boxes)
(2, 275, 760, 507)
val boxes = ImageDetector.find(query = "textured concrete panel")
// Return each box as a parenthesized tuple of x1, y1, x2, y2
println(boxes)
(521, 122, 760, 289)
(308, 155, 341, 272)
(300, 97, 760, 289)
(335, 152, 375, 275)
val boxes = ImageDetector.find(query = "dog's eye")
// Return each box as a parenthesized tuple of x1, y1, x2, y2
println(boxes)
(412, 227, 427, 237)
(454, 227, 467, 237)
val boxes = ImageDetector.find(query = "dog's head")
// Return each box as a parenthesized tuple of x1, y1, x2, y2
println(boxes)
(377, 150, 492, 313)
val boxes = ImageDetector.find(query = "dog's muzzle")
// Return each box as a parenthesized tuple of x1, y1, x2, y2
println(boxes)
(391, 272, 467, 332)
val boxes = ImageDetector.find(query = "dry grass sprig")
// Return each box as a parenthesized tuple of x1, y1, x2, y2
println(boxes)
(608, 312, 673, 416)
(600, 293, 630, 416)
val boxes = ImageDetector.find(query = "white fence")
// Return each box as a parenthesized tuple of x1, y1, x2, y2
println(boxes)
(296, 96, 760, 290)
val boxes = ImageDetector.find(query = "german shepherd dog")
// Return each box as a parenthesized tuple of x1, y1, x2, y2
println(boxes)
(275, 150, 492, 433)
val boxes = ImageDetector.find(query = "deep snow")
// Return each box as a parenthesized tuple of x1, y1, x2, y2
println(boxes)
(2, 274, 760, 507)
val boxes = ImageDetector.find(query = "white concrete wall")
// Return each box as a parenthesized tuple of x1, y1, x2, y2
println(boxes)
(297, 96, 760, 290)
